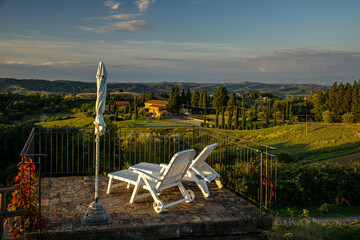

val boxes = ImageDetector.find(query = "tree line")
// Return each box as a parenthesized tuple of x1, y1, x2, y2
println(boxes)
(167, 80, 360, 129)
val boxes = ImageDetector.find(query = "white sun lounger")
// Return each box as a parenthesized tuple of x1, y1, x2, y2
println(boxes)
(130, 143, 222, 198)
(107, 149, 196, 213)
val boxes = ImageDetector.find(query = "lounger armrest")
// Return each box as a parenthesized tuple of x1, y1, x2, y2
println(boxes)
(132, 169, 162, 182)
(159, 163, 168, 175)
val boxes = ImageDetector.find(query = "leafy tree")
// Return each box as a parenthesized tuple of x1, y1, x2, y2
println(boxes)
(309, 90, 328, 121)
(213, 86, 229, 112)
(146, 91, 155, 101)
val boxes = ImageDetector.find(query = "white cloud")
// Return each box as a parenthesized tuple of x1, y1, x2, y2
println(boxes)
(135, 0, 155, 12)
(86, 14, 142, 21)
(6, 60, 80, 67)
(7, 60, 28, 65)
(80, 20, 152, 33)
(104, 0, 121, 10)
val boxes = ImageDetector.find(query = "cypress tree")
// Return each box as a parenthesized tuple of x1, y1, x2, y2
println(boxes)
(186, 89, 191, 108)
(221, 107, 225, 129)
(328, 81, 338, 113)
(181, 89, 186, 106)
(228, 109, 233, 129)
(273, 110, 277, 125)
(289, 103, 293, 124)
(199, 90, 204, 109)
(265, 101, 270, 126)
(113, 101, 117, 115)
(168, 86, 180, 112)
(191, 91, 200, 108)
(241, 100, 246, 130)
(337, 83, 345, 115)
(344, 83, 352, 113)
(253, 102, 258, 121)
(215, 110, 219, 128)
(234, 106, 239, 129)
(351, 81, 359, 114)
(115, 108, 118, 120)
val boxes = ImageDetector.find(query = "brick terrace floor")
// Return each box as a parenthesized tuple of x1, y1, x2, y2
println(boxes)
(34, 176, 272, 239)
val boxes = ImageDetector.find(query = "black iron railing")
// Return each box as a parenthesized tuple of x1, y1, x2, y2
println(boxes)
(21, 126, 278, 212)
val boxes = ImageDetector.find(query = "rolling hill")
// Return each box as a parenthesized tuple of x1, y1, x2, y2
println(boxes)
(0, 78, 330, 97)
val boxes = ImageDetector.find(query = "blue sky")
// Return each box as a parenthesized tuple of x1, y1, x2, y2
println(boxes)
(0, 0, 359, 85)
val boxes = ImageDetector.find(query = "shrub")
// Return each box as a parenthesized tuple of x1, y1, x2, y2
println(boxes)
(342, 112, 355, 123)
(123, 114, 131, 120)
(322, 110, 336, 123)
(292, 116, 299, 124)
(277, 153, 295, 163)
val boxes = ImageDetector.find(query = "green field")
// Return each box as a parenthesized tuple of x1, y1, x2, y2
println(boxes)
(216, 123, 360, 164)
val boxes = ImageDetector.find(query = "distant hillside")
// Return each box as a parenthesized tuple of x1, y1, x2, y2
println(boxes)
(0, 78, 330, 97)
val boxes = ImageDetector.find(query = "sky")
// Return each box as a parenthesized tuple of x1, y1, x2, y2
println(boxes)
(0, 0, 359, 85)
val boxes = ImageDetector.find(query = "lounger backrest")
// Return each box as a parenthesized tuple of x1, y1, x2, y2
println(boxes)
(190, 143, 218, 170)
(157, 149, 196, 190)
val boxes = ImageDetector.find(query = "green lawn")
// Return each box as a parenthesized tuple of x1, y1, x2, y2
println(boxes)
(22, 112, 75, 122)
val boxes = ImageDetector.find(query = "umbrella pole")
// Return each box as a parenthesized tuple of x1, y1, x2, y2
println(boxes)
(95, 135, 99, 203)
(81, 134, 111, 225)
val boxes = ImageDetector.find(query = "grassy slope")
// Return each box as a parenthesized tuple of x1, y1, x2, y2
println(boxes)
(220, 123, 360, 163)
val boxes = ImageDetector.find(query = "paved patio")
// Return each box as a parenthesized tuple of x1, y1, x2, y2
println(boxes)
(31, 176, 272, 239)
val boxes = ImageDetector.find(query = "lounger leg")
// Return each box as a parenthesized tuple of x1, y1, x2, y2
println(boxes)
(178, 182, 191, 201)
(215, 177, 223, 189)
(107, 176, 113, 194)
(188, 172, 210, 197)
(130, 175, 142, 203)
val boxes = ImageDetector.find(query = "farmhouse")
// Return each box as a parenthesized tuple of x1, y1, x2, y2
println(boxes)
(145, 100, 170, 118)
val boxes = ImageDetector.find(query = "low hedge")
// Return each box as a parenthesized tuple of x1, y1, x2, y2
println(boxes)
(276, 162, 360, 208)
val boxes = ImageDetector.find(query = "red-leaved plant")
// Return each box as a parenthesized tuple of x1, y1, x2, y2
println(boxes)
(5, 156, 46, 238)
(251, 153, 275, 197)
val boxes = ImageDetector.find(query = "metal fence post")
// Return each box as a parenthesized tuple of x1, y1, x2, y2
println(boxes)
(259, 150, 263, 226)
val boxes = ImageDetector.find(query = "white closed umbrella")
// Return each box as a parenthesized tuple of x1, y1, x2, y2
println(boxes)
(94, 61, 108, 202)
(82, 61, 111, 225)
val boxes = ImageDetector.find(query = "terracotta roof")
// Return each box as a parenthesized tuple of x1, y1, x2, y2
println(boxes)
(115, 101, 130, 105)
(145, 100, 168, 105)
(149, 104, 167, 108)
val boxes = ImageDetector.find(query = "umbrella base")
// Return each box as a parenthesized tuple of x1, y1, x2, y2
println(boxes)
(81, 201, 112, 225)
